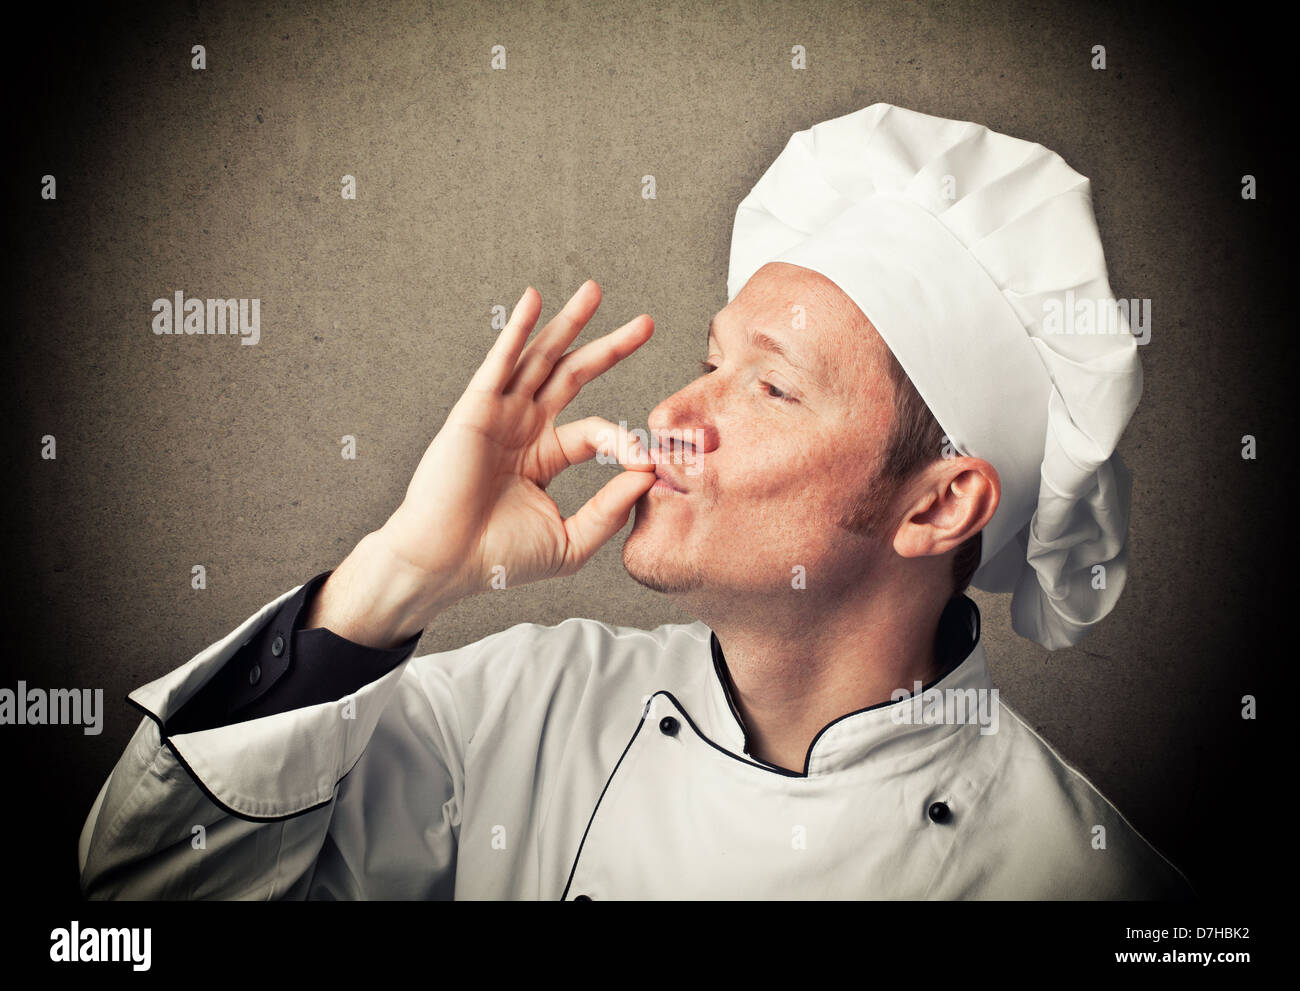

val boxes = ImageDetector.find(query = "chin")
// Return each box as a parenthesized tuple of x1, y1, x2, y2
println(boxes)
(621, 527, 706, 594)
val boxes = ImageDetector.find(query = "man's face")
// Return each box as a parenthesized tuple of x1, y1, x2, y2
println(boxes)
(622, 262, 899, 599)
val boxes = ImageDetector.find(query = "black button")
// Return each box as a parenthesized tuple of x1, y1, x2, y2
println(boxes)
(248, 664, 261, 686)
(928, 801, 950, 823)
(271, 633, 285, 657)
(573, 894, 592, 901)
(659, 716, 679, 736)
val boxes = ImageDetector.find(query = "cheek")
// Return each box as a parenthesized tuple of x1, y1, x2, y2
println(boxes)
(714, 439, 849, 512)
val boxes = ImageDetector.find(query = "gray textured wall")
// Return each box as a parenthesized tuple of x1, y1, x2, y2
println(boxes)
(4, 0, 1286, 902)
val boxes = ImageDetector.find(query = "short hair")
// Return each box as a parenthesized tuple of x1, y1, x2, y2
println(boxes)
(839, 346, 982, 595)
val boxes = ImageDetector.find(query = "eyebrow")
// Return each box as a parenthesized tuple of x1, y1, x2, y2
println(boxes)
(707, 315, 818, 381)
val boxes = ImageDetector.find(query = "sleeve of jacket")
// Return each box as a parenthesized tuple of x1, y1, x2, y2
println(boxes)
(77, 573, 472, 900)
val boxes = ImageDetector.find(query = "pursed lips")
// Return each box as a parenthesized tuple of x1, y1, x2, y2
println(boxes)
(652, 465, 688, 493)
(647, 444, 689, 493)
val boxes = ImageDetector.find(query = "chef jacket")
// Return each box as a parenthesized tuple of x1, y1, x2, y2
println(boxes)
(77, 572, 1195, 900)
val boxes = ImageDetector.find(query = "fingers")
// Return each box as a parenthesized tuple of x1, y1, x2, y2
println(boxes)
(505, 279, 602, 398)
(535, 313, 654, 414)
(560, 469, 658, 576)
(467, 287, 542, 393)
(553, 416, 656, 474)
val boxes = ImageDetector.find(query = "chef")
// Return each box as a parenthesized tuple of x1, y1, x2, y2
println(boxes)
(78, 104, 1194, 900)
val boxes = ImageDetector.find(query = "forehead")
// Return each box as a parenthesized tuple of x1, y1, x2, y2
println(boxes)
(713, 263, 891, 408)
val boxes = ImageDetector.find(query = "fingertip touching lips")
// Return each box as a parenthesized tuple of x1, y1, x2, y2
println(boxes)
(652, 465, 688, 493)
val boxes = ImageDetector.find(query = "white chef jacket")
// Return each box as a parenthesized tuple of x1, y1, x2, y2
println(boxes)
(78, 579, 1194, 900)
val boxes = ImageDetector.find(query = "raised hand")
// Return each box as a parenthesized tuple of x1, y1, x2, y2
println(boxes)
(375, 279, 657, 608)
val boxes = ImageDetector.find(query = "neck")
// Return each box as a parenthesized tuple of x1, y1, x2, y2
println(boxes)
(689, 576, 950, 773)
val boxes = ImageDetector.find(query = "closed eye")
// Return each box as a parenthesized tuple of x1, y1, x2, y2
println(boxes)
(697, 360, 797, 403)
(764, 382, 793, 401)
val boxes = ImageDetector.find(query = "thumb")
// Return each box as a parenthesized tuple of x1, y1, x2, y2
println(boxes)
(559, 469, 657, 576)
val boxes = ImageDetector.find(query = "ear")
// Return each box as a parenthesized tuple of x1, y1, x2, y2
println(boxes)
(892, 457, 1001, 560)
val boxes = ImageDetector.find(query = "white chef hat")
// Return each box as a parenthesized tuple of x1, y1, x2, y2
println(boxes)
(728, 104, 1143, 649)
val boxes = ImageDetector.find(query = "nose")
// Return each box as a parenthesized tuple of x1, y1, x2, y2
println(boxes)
(647, 378, 719, 461)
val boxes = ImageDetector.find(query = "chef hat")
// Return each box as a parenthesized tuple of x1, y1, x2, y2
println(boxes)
(728, 104, 1143, 649)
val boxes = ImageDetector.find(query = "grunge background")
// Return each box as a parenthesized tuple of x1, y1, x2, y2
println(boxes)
(3, 0, 1288, 902)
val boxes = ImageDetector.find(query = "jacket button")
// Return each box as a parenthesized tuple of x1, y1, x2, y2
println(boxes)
(928, 801, 950, 823)
(271, 634, 285, 657)
(659, 716, 679, 736)
(573, 894, 592, 901)
(248, 664, 261, 686)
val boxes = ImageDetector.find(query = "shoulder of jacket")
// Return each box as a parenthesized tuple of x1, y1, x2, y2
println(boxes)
(979, 699, 1196, 898)
(398, 616, 711, 759)
(454, 615, 708, 657)
(406, 615, 710, 688)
